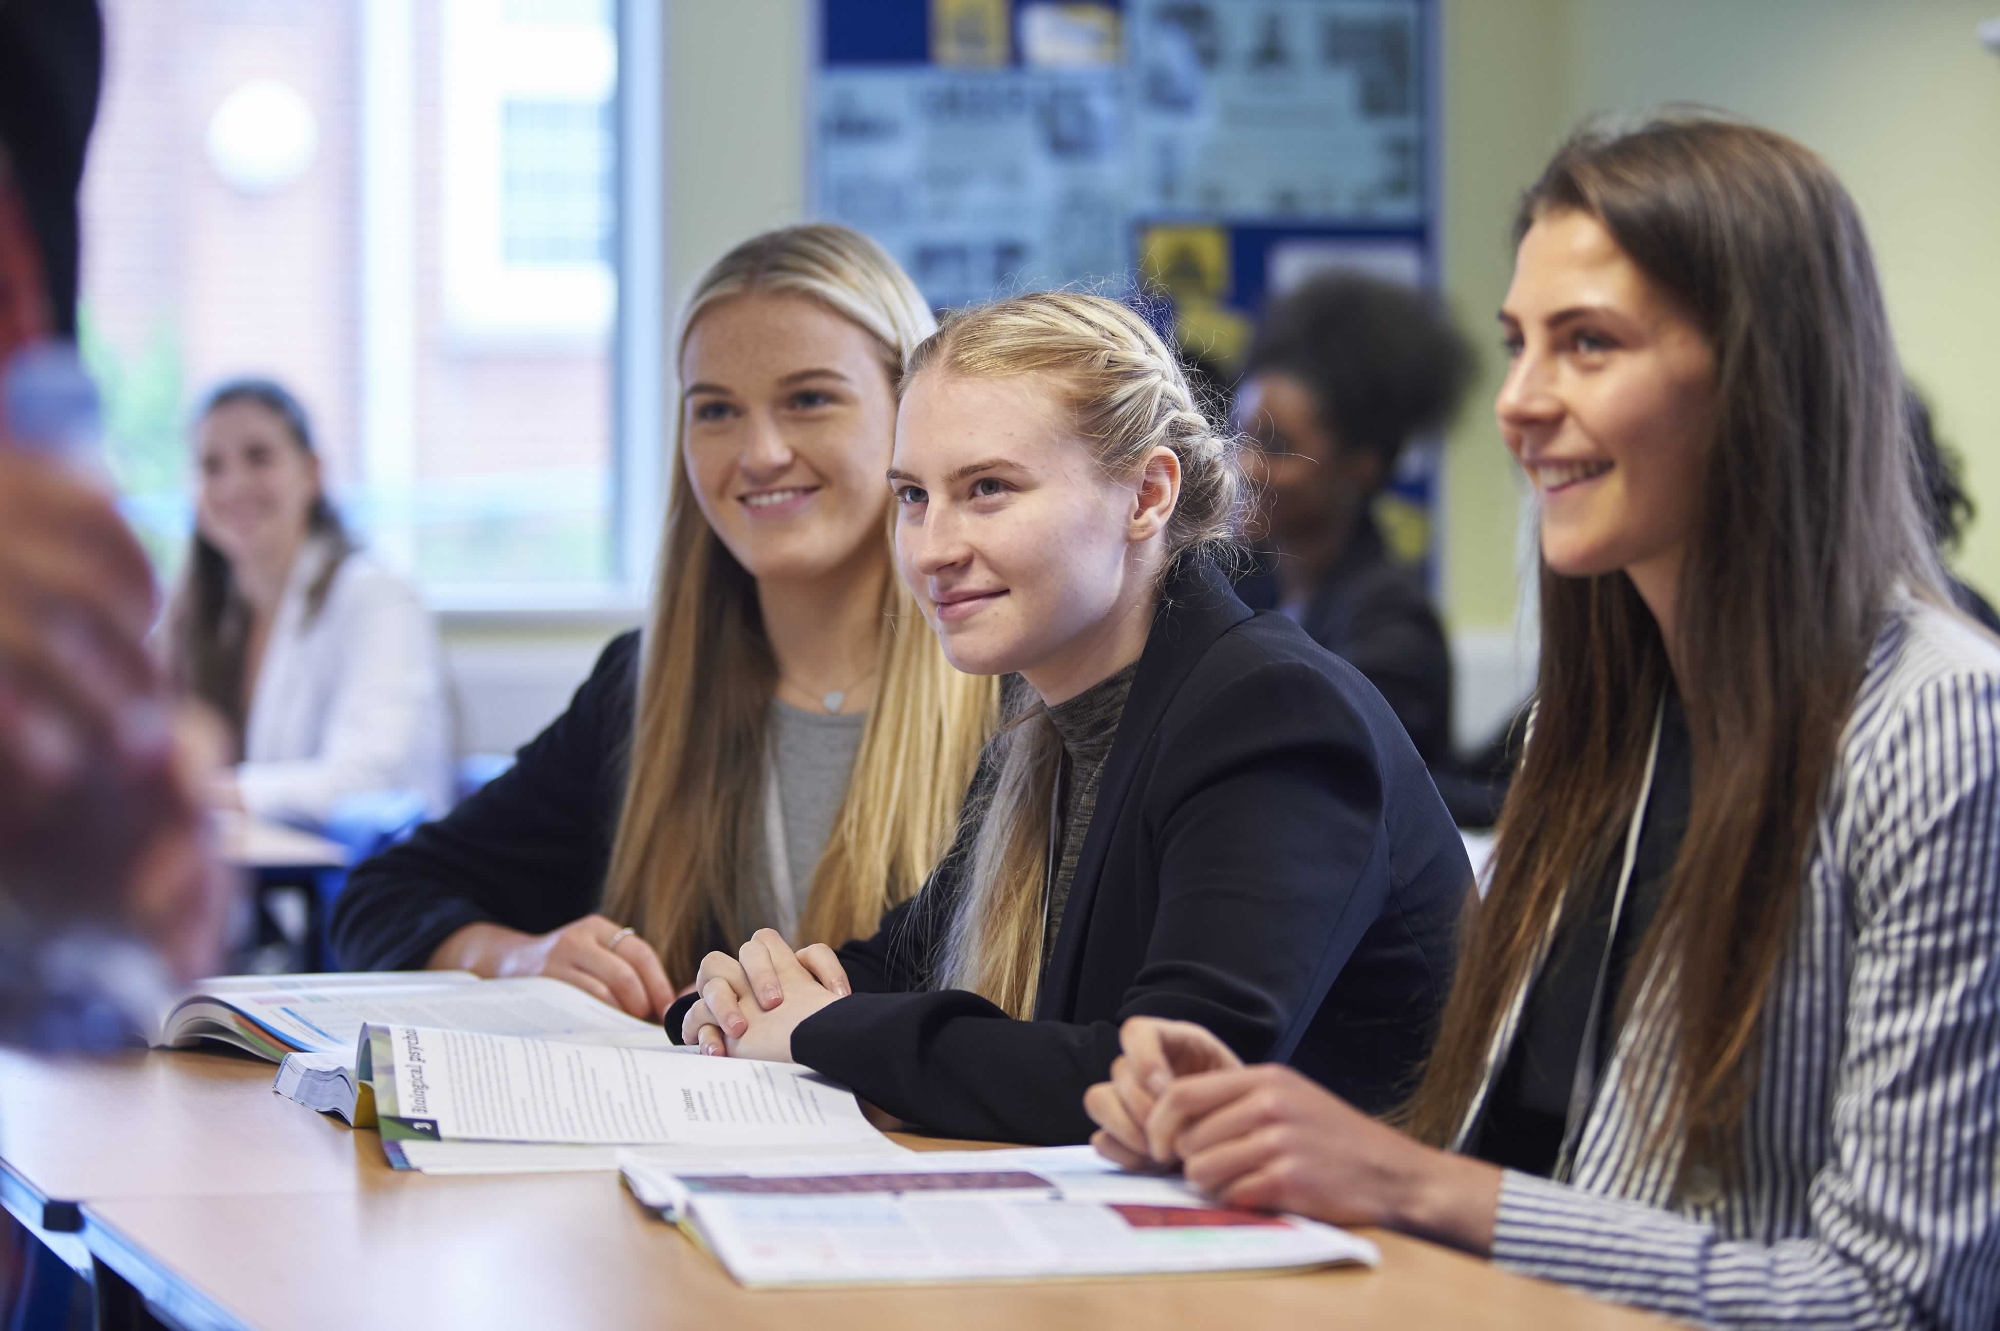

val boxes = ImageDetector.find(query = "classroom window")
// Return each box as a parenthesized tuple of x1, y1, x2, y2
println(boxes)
(499, 100, 615, 266)
(79, 0, 661, 606)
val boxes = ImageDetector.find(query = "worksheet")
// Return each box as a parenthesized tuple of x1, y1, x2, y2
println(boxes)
(371, 1024, 889, 1150)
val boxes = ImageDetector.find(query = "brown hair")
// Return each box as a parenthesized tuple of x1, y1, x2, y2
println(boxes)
(167, 378, 353, 751)
(903, 291, 1247, 1017)
(1402, 115, 1942, 1168)
(600, 224, 998, 983)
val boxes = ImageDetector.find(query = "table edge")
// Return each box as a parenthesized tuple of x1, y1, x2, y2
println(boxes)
(83, 1203, 251, 1331)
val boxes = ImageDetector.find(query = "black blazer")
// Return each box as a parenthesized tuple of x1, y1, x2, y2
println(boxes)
(328, 633, 676, 972)
(677, 558, 1470, 1145)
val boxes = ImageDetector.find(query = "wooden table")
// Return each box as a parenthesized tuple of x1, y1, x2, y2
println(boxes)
(0, 1048, 1670, 1331)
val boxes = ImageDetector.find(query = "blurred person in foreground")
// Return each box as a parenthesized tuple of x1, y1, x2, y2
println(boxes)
(0, 0, 233, 1048)
(1236, 273, 1475, 784)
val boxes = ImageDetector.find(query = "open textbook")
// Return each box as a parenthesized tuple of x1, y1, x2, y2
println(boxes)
(621, 1146, 1379, 1288)
(150, 971, 677, 1125)
(360, 1023, 901, 1158)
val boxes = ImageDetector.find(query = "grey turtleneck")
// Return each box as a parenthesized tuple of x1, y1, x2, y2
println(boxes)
(1040, 661, 1138, 964)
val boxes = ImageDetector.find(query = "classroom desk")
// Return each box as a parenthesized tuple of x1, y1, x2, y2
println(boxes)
(1, 1048, 1672, 1331)
(214, 814, 350, 971)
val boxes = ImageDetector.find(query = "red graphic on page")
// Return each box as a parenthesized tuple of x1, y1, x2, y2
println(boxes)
(1111, 1204, 1289, 1229)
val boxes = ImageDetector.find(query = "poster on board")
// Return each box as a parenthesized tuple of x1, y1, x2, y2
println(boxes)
(1129, 0, 1426, 222)
(815, 67, 1129, 310)
(813, 0, 1442, 574)
(815, 0, 1433, 310)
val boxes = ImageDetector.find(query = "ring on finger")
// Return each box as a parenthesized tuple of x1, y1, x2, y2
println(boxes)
(604, 925, 637, 953)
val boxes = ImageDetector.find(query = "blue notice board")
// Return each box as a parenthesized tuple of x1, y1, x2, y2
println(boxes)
(813, 0, 1442, 567)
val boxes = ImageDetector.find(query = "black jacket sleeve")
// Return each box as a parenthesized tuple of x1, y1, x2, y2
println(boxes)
(791, 657, 1398, 1145)
(328, 632, 639, 971)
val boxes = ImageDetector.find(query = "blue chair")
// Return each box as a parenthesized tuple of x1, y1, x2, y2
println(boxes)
(301, 789, 429, 971)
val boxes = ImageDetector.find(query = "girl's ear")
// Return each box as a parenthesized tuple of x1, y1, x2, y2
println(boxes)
(1129, 445, 1181, 545)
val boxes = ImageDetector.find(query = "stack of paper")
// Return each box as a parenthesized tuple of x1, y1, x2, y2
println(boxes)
(620, 1146, 1379, 1287)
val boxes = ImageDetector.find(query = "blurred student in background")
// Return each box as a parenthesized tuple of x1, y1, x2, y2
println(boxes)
(163, 378, 452, 824)
(332, 226, 996, 1016)
(1907, 386, 2000, 633)
(1235, 272, 1473, 769)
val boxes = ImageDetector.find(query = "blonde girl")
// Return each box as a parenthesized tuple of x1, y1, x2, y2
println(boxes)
(331, 225, 997, 1012)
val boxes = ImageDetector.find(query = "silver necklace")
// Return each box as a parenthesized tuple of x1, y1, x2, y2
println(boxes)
(784, 667, 876, 715)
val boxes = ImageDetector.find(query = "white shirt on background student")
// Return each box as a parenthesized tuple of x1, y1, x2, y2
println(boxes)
(236, 534, 452, 824)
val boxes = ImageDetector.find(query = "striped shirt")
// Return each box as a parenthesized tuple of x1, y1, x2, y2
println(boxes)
(1473, 601, 2000, 1328)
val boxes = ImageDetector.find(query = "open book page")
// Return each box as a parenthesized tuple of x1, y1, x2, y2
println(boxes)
(621, 1145, 1378, 1287)
(367, 1024, 890, 1150)
(160, 973, 671, 1065)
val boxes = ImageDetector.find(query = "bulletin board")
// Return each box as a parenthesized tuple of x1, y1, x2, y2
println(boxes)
(812, 0, 1442, 568)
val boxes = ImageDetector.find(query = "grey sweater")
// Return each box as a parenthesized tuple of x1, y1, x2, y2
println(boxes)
(1040, 662, 1137, 964)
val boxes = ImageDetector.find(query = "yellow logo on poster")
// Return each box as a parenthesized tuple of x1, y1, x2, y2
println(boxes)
(1139, 224, 1230, 303)
(932, 0, 1011, 67)
(1139, 223, 1250, 372)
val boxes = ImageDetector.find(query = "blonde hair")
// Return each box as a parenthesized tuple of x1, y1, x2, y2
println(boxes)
(602, 224, 999, 982)
(907, 291, 1246, 1017)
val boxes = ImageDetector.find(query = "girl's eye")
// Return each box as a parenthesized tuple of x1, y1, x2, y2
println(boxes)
(1571, 330, 1614, 354)
(1500, 333, 1524, 359)
(895, 485, 927, 505)
(970, 477, 1007, 498)
(790, 390, 834, 410)
(690, 400, 733, 422)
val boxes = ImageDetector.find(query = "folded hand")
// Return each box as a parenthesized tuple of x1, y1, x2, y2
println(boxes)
(681, 928, 850, 1062)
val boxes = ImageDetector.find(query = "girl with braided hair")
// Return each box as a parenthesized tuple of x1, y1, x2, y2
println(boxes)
(671, 291, 1468, 1145)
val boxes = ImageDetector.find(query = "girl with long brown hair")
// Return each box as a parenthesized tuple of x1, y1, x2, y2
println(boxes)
(1086, 115, 2000, 1326)
(330, 225, 996, 1014)
(670, 291, 1468, 1146)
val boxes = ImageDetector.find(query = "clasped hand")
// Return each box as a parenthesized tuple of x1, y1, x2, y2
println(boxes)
(1083, 1016, 1501, 1254)
(681, 928, 850, 1062)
